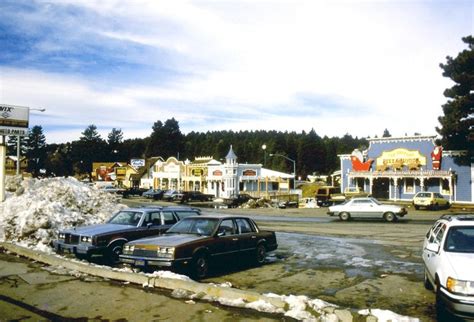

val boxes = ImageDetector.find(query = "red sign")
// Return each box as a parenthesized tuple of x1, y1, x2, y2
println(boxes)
(243, 169, 257, 176)
(213, 170, 222, 176)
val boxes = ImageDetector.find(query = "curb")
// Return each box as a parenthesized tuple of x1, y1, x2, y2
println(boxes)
(0, 242, 286, 309)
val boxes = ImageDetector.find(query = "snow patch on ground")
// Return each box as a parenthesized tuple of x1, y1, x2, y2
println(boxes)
(0, 176, 125, 249)
(359, 309, 420, 322)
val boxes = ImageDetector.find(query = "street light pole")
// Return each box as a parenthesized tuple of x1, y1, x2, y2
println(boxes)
(261, 144, 267, 167)
(269, 153, 296, 191)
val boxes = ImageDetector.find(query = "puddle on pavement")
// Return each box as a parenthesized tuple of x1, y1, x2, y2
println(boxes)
(18, 272, 76, 285)
(276, 232, 424, 280)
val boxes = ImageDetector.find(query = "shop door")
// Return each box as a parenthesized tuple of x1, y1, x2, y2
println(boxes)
(372, 178, 390, 200)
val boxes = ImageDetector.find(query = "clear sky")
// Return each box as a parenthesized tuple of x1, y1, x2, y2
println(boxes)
(0, 0, 472, 143)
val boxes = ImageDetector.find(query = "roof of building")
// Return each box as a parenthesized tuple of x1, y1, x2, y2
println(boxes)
(261, 168, 293, 179)
(225, 145, 237, 160)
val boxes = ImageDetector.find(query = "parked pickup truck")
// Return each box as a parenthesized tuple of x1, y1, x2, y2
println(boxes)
(316, 186, 370, 207)
(315, 186, 345, 207)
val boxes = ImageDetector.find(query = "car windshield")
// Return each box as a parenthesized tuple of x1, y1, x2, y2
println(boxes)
(445, 226, 474, 253)
(107, 211, 142, 226)
(167, 218, 219, 236)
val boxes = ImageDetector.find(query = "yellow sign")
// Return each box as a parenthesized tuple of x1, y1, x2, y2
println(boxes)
(376, 148, 426, 169)
(116, 167, 127, 179)
(192, 168, 204, 176)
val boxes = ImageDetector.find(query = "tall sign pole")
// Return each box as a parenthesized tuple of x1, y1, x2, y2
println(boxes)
(0, 104, 30, 202)
(0, 137, 5, 202)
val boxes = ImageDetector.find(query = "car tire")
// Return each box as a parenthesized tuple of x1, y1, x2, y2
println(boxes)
(107, 241, 125, 264)
(255, 244, 266, 265)
(339, 212, 350, 221)
(384, 212, 396, 222)
(76, 253, 91, 261)
(433, 203, 439, 211)
(414, 205, 420, 210)
(435, 279, 448, 320)
(424, 269, 433, 290)
(192, 253, 209, 280)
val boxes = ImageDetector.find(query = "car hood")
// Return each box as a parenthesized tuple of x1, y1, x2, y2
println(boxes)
(445, 252, 474, 280)
(63, 223, 135, 236)
(129, 234, 207, 247)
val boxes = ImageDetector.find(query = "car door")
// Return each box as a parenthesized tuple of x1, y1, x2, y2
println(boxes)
(349, 199, 367, 217)
(423, 223, 447, 281)
(141, 211, 168, 237)
(212, 219, 240, 261)
(236, 218, 258, 255)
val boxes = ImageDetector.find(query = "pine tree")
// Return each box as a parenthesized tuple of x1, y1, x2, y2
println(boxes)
(25, 125, 47, 176)
(436, 36, 474, 163)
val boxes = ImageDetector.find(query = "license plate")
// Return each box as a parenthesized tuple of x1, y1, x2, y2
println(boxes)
(135, 260, 145, 266)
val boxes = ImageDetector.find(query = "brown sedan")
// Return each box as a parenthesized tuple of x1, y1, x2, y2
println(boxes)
(119, 215, 278, 279)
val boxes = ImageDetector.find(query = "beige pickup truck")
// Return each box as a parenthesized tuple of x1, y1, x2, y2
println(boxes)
(316, 186, 370, 207)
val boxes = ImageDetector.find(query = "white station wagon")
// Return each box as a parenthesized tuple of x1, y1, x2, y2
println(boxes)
(327, 197, 407, 222)
(422, 214, 474, 319)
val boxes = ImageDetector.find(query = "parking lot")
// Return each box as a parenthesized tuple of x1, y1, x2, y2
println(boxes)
(2, 196, 473, 321)
(127, 199, 471, 321)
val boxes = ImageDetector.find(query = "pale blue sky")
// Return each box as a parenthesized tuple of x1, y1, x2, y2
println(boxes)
(0, 0, 472, 143)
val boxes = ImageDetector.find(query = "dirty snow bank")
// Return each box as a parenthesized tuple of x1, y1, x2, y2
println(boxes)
(0, 176, 125, 250)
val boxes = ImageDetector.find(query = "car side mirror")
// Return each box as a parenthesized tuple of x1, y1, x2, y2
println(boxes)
(146, 223, 153, 229)
(426, 243, 440, 253)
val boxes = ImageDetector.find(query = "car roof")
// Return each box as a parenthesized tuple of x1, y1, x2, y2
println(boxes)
(123, 206, 200, 212)
(438, 214, 474, 225)
(180, 214, 252, 220)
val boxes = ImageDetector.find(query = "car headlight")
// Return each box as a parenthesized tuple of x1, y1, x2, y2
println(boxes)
(123, 245, 135, 254)
(447, 277, 474, 295)
(81, 236, 92, 243)
(157, 247, 175, 258)
(59, 233, 66, 240)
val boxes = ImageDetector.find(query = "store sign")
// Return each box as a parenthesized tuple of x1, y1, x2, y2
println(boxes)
(0, 104, 29, 136)
(116, 167, 127, 179)
(376, 148, 426, 168)
(130, 159, 145, 168)
(242, 169, 257, 176)
(192, 168, 204, 176)
(212, 170, 222, 176)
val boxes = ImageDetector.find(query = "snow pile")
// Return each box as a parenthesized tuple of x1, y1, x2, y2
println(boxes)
(359, 309, 420, 322)
(0, 177, 125, 250)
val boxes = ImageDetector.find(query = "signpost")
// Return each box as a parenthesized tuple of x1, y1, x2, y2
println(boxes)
(0, 104, 30, 202)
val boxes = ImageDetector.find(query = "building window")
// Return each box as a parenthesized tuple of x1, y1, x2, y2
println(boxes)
(441, 179, 450, 195)
(404, 178, 415, 194)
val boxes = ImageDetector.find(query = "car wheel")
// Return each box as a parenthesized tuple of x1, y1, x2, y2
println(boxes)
(107, 241, 125, 264)
(433, 203, 439, 211)
(435, 279, 448, 320)
(424, 269, 433, 290)
(255, 244, 266, 265)
(76, 253, 91, 261)
(384, 212, 396, 222)
(414, 205, 420, 210)
(339, 212, 350, 221)
(192, 253, 209, 280)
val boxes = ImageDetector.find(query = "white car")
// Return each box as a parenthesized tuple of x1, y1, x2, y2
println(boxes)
(422, 214, 474, 319)
(327, 197, 407, 222)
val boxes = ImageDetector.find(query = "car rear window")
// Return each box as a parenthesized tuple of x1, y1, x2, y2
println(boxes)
(175, 210, 200, 220)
